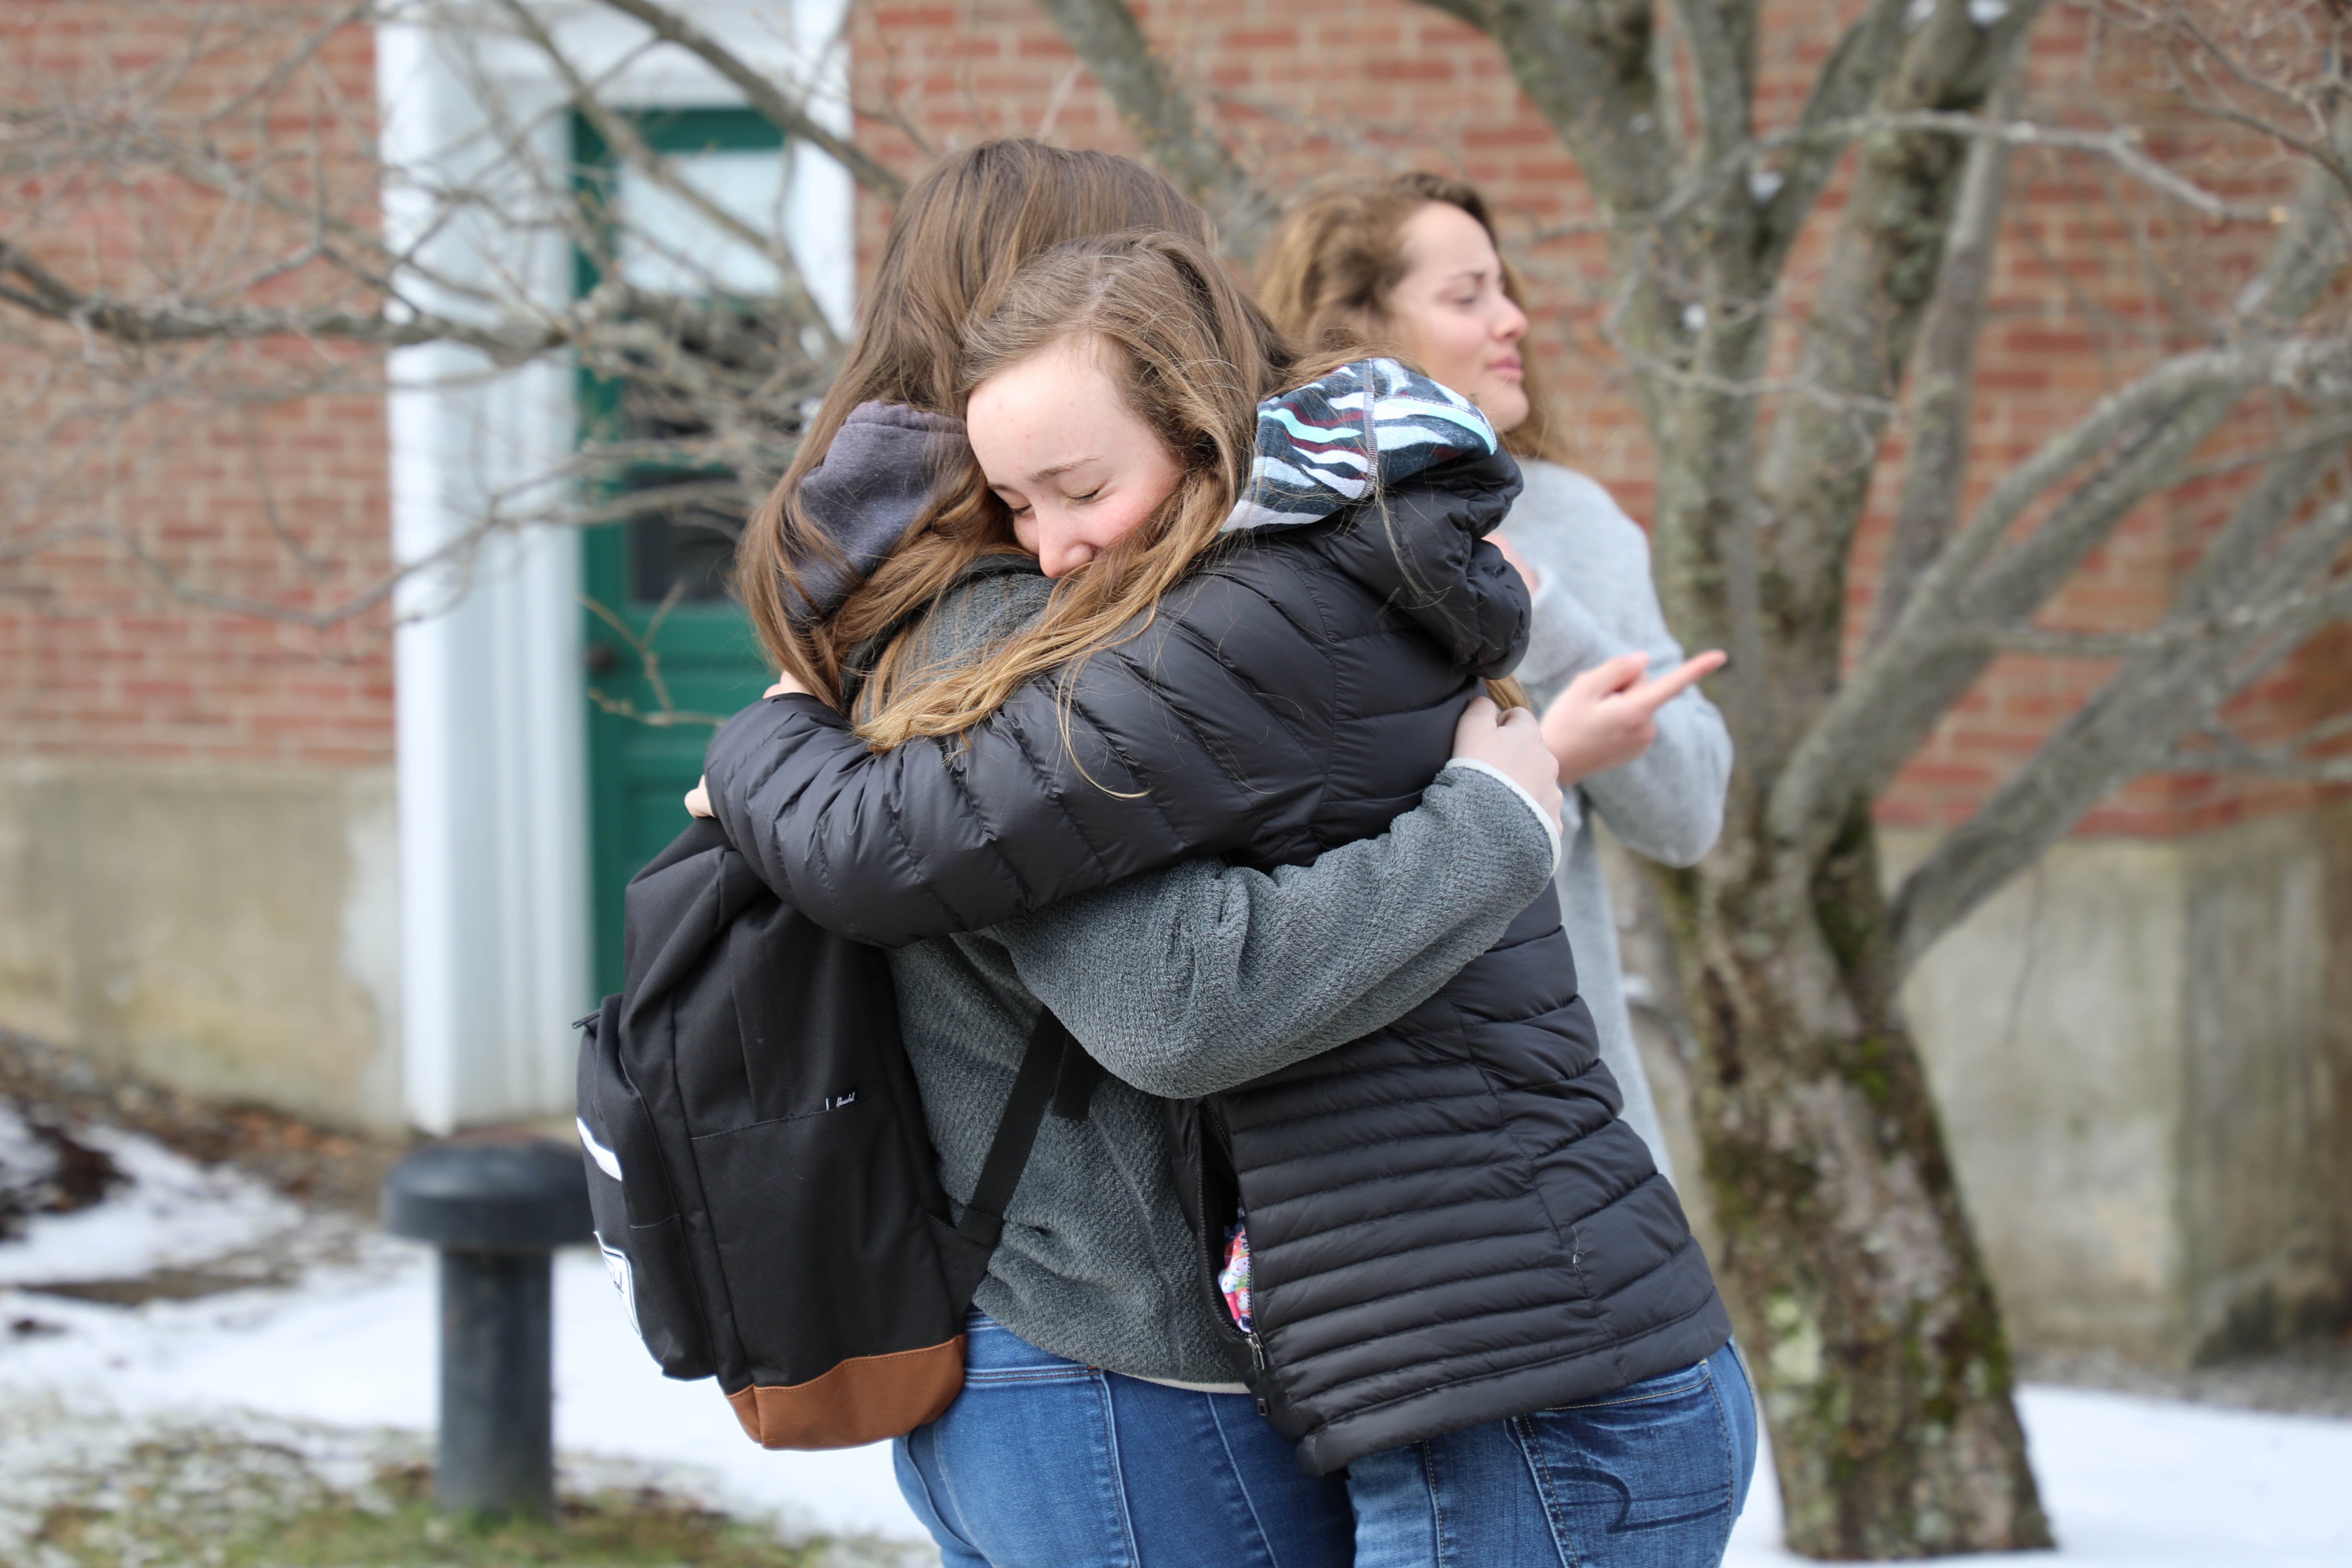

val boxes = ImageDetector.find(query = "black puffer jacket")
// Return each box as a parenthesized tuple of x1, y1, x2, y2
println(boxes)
(705, 449, 1729, 1473)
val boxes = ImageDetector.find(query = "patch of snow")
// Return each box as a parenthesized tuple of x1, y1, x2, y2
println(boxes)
(1727, 1384, 2352, 1564)
(0, 1117, 303, 1287)
(1906, 0, 1938, 29)
(1968, 0, 2011, 24)
(1748, 167, 1786, 203)
(0, 1241, 924, 1544)
(0, 1103, 51, 1182)
(9, 1145, 2352, 1562)
(1683, 303, 1709, 333)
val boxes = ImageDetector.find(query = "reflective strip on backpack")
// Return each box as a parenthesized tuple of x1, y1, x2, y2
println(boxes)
(578, 1116, 623, 1180)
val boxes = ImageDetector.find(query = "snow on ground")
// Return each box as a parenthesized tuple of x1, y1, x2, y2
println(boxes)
(1726, 1387, 2352, 1566)
(0, 1105, 306, 1288)
(4, 1125, 2350, 1564)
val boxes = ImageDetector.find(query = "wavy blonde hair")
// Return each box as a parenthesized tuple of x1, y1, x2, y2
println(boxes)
(736, 140, 1218, 699)
(854, 231, 1301, 748)
(1256, 171, 1569, 466)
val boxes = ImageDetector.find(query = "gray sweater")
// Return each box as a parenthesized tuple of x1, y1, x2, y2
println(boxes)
(882, 565, 1559, 1384)
(1499, 461, 1735, 1178)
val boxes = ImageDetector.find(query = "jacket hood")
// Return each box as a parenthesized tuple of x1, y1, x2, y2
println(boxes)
(1231, 359, 1526, 673)
(783, 402, 965, 624)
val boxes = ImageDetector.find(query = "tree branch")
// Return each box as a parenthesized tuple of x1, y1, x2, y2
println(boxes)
(1766, 100, 2352, 858)
(1743, 15, 2038, 773)
(1768, 332, 2352, 857)
(1418, 0, 1676, 221)
(1866, 85, 2017, 652)
(1814, 110, 2293, 222)
(584, 0, 906, 200)
(1751, 0, 1916, 265)
(492, 0, 841, 353)
(0, 237, 566, 357)
(2163, 715, 2352, 785)
(1665, 0, 1758, 170)
(1888, 494, 2352, 971)
(1028, 0, 1275, 259)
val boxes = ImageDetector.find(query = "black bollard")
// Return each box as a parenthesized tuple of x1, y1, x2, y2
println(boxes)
(382, 1136, 592, 1520)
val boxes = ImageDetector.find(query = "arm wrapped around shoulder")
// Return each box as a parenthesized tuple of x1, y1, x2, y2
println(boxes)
(994, 760, 1559, 1099)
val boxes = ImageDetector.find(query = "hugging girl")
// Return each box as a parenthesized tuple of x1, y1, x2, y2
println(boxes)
(696, 140, 1754, 1568)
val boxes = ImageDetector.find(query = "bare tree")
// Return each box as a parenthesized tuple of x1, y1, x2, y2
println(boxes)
(6, 0, 2350, 1558)
(0, 0, 875, 667)
(1025, 0, 2352, 1556)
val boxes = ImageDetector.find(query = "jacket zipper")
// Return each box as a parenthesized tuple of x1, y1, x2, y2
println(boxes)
(1198, 1103, 1271, 1390)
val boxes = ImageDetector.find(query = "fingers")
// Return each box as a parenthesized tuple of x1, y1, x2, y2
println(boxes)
(1452, 693, 1501, 741)
(1569, 650, 1650, 696)
(1623, 650, 1727, 715)
(1490, 533, 1541, 596)
(1453, 693, 1565, 827)
(683, 775, 714, 819)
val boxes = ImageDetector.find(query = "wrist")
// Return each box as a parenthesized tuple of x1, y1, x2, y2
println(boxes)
(1442, 758, 1562, 873)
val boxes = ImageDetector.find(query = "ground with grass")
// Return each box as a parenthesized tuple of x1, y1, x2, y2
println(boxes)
(3, 1407, 922, 1568)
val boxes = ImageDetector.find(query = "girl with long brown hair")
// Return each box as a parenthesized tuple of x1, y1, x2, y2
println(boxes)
(699, 209, 1751, 1564)
(691, 142, 1579, 1566)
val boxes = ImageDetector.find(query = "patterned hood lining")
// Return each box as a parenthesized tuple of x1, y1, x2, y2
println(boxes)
(1227, 358, 1500, 532)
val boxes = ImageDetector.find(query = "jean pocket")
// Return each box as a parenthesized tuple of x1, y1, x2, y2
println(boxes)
(1548, 1359, 1710, 1412)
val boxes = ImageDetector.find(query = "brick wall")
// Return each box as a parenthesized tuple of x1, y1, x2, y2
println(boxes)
(4, 0, 2339, 833)
(852, 0, 2348, 839)
(0, 2, 393, 769)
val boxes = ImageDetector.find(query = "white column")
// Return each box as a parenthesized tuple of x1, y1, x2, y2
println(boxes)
(379, 20, 588, 1133)
(376, 1, 855, 1132)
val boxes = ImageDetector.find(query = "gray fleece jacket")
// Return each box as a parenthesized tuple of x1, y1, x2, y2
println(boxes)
(878, 563, 1559, 1385)
(1499, 460, 1735, 1178)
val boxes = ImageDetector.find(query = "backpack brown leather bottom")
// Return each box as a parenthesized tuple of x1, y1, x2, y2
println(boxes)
(725, 1334, 968, 1449)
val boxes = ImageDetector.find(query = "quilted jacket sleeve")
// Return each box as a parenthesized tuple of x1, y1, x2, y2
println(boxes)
(702, 457, 1528, 948)
(701, 562, 1339, 947)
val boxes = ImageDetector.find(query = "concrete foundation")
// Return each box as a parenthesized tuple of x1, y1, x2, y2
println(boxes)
(6, 748, 2346, 1360)
(0, 758, 402, 1134)
(1617, 805, 2352, 1368)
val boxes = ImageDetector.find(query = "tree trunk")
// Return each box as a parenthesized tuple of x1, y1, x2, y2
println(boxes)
(1653, 805, 2053, 1558)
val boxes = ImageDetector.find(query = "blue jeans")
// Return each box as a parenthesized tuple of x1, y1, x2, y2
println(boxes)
(892, 1311, 1355, 1568)
(1347, 1340, 1759, 1568)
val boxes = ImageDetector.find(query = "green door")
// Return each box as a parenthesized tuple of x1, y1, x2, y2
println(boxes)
(576, 110, 789, 996)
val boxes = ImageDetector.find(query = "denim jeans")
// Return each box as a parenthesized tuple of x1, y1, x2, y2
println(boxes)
(892, 1311, 1355, 1568)
(1346, 1340, 1759, 1568)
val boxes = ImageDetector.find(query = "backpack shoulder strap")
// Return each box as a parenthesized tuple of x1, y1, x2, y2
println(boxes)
(956, 1007, 1086, 1249)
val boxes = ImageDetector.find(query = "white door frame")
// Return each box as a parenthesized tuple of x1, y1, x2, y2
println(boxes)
(375, 0, 854, 1132)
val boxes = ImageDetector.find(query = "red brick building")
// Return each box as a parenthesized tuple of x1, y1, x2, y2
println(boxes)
(3, 0, 2346, 1362)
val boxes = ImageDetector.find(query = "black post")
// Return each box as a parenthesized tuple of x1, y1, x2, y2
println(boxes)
(436, 1247, 556, 1517)
(383, 1135, 591, 1522)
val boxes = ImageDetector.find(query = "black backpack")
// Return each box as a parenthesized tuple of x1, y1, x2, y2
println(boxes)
(574, 813, 1096, 1448)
